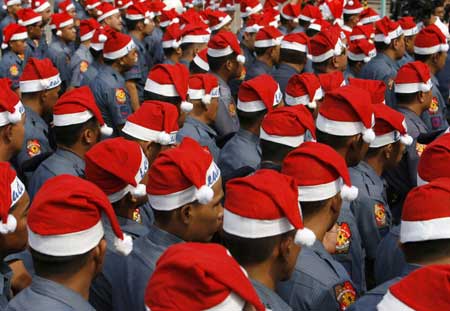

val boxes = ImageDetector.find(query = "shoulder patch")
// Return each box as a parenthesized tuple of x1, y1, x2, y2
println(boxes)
(228, 102, 236, 116)
(80, 60, 89, 73)
(374, 203, 387, 228)
(336, 222, 351, 254)
(428, 97, 439, 114)
(115, 88, 127, 104)
(9, 64, 19, 76)
(416, 143, 427, 157)
(334, 281, 357, 310)
(27, 139, 41, 157)
(132, 208, 141, 224)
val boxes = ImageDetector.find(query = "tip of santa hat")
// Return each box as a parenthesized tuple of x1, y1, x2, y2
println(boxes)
(0, 215, 17, 234)
(131, 184, 146, 197)
(113, 233, 133, 255)
(341, 185, 358, 201)
(196, 185, 213, 204)
(100, 124, 113, 136)
(181, 101, 193, 113)
(362, 128, 376, 143)
(1, 43, 8, 49)
(8, 108, 22, 124)
(400, 135, 413, 146)
(295, 228, 316, 246)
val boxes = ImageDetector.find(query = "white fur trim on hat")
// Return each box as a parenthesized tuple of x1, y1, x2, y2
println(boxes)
(260, 127, 305, 148)
(144, 79, 178, 97)
(374, 25, 403, 44)
(18, 15, 42, 26)
(9, 31, 28, 42)
(193, 53, 209, 71)
(298, 178, 343, 202)
(181, 34, 210, 44)
(400, 216, 450, 243)
(188, 86, 219, 103)
(241, 2, 262, 18)
(348, 49, 376, 62)
(281, 40, 307, 52)
(360, 15, 380, 25)
(254, 36, 283, 48)
(316, 113, 372, 139)
(53, 110, 94, 127)
(122, 121, 176, 145)
(310, 38, 345, 63)
(0, 102, 25, 126)
(394, 79, 433, 94)
(377, 290, 416, 311)
(210, 14, 231, 32)
(204, 292, 246, 311)
(370, 130, 404, 148)
(162, 39, 180, 49)
(97, 7, 119, 22)
(80, 29, 96, 42)
(20, 73, 61, 93)
(103, 39, 136, 60)
(403, 26, 419, 37)
(33, 0, 50, 12)
(414, 43, 449, 55)
(207, 46, 234, 57)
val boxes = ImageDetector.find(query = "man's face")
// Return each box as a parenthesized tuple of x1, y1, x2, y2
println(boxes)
(243, 32, 257, 50)
(142, 18, 155, 36)
(42, 86, 61, 117)
(205, 97, 219, 123)
(436, 51, 448, 72)
(347, 135, 369, 167)
(9, 39, 26, 55)
(404, 35, 416, 55)
(434, 6, 445, 20)
(105, 13, 123, 32)
(394, 35, 406, 60)
(271, 45, 281, 64)
(61, 24, 77, 42)
(121, 48, 138, 71)
(41, 7, 52, 25)
(10, 113, 26, 155)
(27, 22, 43, 40)
(9, 4, 21, 16)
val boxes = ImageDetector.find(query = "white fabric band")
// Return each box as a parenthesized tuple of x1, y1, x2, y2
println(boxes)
(20, 73, 62, 93)
(394, 79, 433, 93)
(254, 36, 283, 48)
(298, 178, 343, 202)
(90, 42, 104, 51)
(210, 15, 231, 32)
(0, 102, 24, 126)
(285, 93, 310, 106)
(10, 176, 25, 207)
(360, 15, 380, 25)
(9, 32, 28, 41)
(162, 39, 180, 49)
(370, 130, 400, 148)
(374, 26, 403, 43)
(98, 8, 119, 22)
(377, 290, 415, 311)
(56, 18, 74, 29)
(310, 38, 344, 63)
(181, 34, 210, 44)
(207, 46, 234, 57)
(343, 7, 363, 15)
(299, 14, 313, 22)
(348, 49, 376, 62)
(316, 113, 366, 136)
(204, 292, 246, 311)
(260, 127, 305, 147)
(125, 13, 145, 20)
(86, 1, 100, 9)
(403, 26, 418, 37)
(121, 121, 176, 145)
(188, 87, 220, 100)
(34, 1, 50, 12)
(240, 3, 262, 18)
(53, 110, 94, 126)
(193, 54, 209, 71)
(103, 39, 135, 59)
(414, 43, 449, 55)
(349, 34, 367, 41)
(19, 15, 42, 26)
(281, 40, 307, 52)
(144, 79, 178, 96)
(400, 216, 450, 243)
(80, 29, 95, 42)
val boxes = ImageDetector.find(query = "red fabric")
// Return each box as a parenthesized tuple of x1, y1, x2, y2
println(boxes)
(395, 61, 431, 85)
(126, 100, 179, 133)
(418, 134, 450, 183)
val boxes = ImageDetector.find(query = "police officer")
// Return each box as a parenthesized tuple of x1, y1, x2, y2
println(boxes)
(17, 8, 48, 60)
(0, 0, 21, 38)
(79, 26, 106, 87)
(396, 17, 418, 67)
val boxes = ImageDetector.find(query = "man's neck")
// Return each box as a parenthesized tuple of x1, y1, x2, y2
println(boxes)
(22, 97, 43, 116)
(383, 49, 397, 61)
(214, 69, 230, 83)
(257, 55, 273, 68)
(242, 123, 261, 136)
(45, 272, 92, 301)
(397, 103, 424, 116)
(168, 53, 180, 64)
(58, 144, 87, 160)
(424, 61, 437, 76)
(304, 216, 330, 242)
(0, 148, 13, 163)
(81, 40, 90, 48)
(365, 157, 384, 176)
(280, 61, 303, 73)
(190, 111, 211, 125)
(129, 30, 144, 42)
(244, 262, 277, 290)
(111, 62, 124, 74)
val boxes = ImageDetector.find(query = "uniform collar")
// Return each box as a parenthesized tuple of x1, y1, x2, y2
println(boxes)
(0, 262, 12, 300)
(401, 263, 421, 277)
(116, 215, 149, 238)
(55, 148, 84, 169)
(254, 59, 272, 72)
(237, 128, 259, 144)
(212, 72, 229, 89)
(379, 53, 398, 69)
(357, 161, 384, 186)
(310, 239, 334, 261)
(102, 65, 122, 80)
(431, 74, 439, 87)
(278, 62, 301, 74)
(24, 105, 47, 125)
(146, 224, 184, 247)
(185, 116, 217, 137)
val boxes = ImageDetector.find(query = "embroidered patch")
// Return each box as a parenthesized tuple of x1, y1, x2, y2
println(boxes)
(228, 102, 236, 116)
(374, 203, 387, 228)
(336, 222, 351, 254)
(416, 143, 427, 157)
(387, 78, 395, 91)
(428, 97, 439, 114)
(26, 139, 41, 157)
(132, 208, 141, 224)
(334, 281, 357, 310)
(9, 64, 19, 76)
(80, 60, 89, 73)
(115, 88, 126, 104)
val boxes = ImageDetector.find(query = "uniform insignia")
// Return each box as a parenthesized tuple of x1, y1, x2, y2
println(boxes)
(336, 222, 351, 254)
(416, 143, 427, 157)
(9, 64, 19, 76)
(428, 97, 439, 114)
(387, 78, 395, 90)
(374, 203, 387, 228)
(80, 60, 89, 73)
(115, 88, 126, 104)
(26, 139, 41, 157)
(334, 281, 357, 310)
(228, 102, 236, 116)
(132, 208, 141, 224)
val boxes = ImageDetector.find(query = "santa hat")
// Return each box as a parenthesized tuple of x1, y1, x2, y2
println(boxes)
(206, 10, 232, 32)
(162, 23, 182, 49)
(103, 31, 135, 60)
(308, 18, 331, 32)
(147, 0, 165, 17)
(343, 0, 363, 15)
(20, 58, 61, 93)
(96, 2, 119, 22)
(79, 19, 100, 42)
(359, 7, 380, 25)
(85, 137, 149, 203)
(147, 137, 221, 210)
(28, 175, 133, 256)
(1, 24, 27, 49)
(261, 105, 316, 147)
(320, 0, 344, 20)
(17, 8, 42, 26)
(237, 75, 282, 113)
(349, 24, 374, 42)
(90, 26, 108, 51)
(225, 169, 316, 246)
(49, 13, 74, 37)
(0, 79, 24, 126)
(280, 2, 301, 22)
(240, 0, 262, 18)
(218, 0, 235, 12)
(188, 74, 219, 105)
(283, 142, 359, 201)
(262, 0, 280, 10)
(207, 31, 246, 64)
(281, 32, 308, 53)
(417, 133, 450, 185)
(398, 16, 418, 37)
(348, 78, 386, 105)
(3, 0, 21, 9)
(399, 178, 450, 243)
(316, 85, 375, 143)
(192, 47, 209, 72)
(115, 0, 133, 10)
(57, 0, 74, 13)
(318, 71, 346, 93)
(125, 3, 154, 23)
(262, 6, 281, 26)
(181, 22, 210, 44)
(347, 39, 376, 63)
(434, 17, 450, 40)
(254, 26, 283, 48)
(0, 163, 25, 234)
(145, 64, 191, 112)
(159, 9, 179, 28)
(414, 24, 449, 55)
(53, 86, 113, 136)
(122, 100, 179, 144)
(395, 61, 432, 94)
(244, 13, 266, 33)
(285, 73, 323, 109)
(178, 9, 205, 28)
(31, 0, 50, 13)
(299, 4, 322, 22)
(310, 27, 345, 62)
(377, 264, 450, 311)
(374, 16, 403, 45)
(145, 243, 265, 311)
(85, 0, 101, 10)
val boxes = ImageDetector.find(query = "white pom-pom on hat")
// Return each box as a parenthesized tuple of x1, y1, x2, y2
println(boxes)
(2, 5, 6, 10)
(362, 128, 375, 143)
(400, 134, 413, 146)
(8, 108, 22, 124)
(100, 124, 113, 136)
(196, 185, 213, 204)
(98, 34, 107, 42)
(157, 131, 172, 145)
(383, 37, 391, 45)
(97, 10, 103, 15)
(246, 6, 252, 12)
(340, 184, 358, 201)
(56, 29, 62, 36)
(114, 233, 133, 255)
(181, 101, 193, 113)
(348, 0, 354, 5)
(1, 43, 8, 49)
(236, 54, 246, 64)
(307, 100, 317, 109)
(363, 56, 371, 63)
(295, 228, 316, 246)
(130, 184, 146, 197)
(0, 215, 17, 234)
(202, 94, 211, 105)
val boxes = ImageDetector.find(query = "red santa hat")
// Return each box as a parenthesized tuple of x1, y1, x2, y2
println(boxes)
(395, 61, 432, 94)
(417, 133, 450, 185)
(377, 264, 450, 311)
(240, 0, 262, 18)
(181, 22, 210, 44)
(28, 175, 133, 256)
(53, 86, 113, 136)
(122, 101, 179, 145)
(0, 78, 23, 126)
(347, 39, 376, 63)
(224, 169, 316, 246)
(320, 0, 344, 20)
(414, 24, 449, 55)
(103, 31, 135, 60)
(90, 26, 108, 51)
(85, 137, 148, 203)
(1, 24, 27, 49)
(308, 18, 331, 32)
(79, 18, 100, 42)
(349, 24, 374, 42)
(316, 85, 375, 143)
(262, 0, 280, 10)
(310, 27, 345, 63)
(254, 26, 283, 48)
(57, 0, 74, 13)
(318, 71, 346, 93)
(261, 105, 316, 147)
(299, 4, 322, 22)
(244, 13, 266, 33)
(285, 73, 324, 109)
(218, 0, 235, 12)
(283, 141, 359, 201)
(374, 16, 403, 45)
(398, 16, 418, 37)
(17, 8, 42, 26)
(3, 0, 21, 9)
(262, 6, 281, 26)
(206, 10, 232, 32)
(188, 73, 219, 105)
(115, 0, 133, 10)
(145, 64, 191, 112)
(147, 0, 165, 16)
(147, 137, 221, 210)
(178, 9, 205, 28)
(0, 163, 25, 234)
(280, 2, 301, 22)
(125, 3, 154, 23)
(348, 78, 386, 105)
(145, 243, 265, 311)
(20, 58, 61, 93)
(207, 31, 246, 63)
(85, 0, 101, 10)
(162, 23, 182, 49)
(359, 7, 380, 25)
(159, 9, 179, 28)
(399, 178, 450, 243)
(49, 12, 74, 36)
(96, 2, 119, 22)
(192, 47, 209, 71)
(237, 75, 282, 113)
(281, 32, 308, 53)
(343, 0, 363, 15)
(31, 0, 50, 13)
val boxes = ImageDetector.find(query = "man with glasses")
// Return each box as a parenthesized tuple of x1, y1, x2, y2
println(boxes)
(17, 8, 47, 60)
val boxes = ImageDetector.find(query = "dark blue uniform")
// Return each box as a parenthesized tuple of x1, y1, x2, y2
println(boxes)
(144, 27, 163, 67)
(251, 279, 292, 311)
(396, 52, 414, 68)
(25, 37, 48, 60)
(272, 63, 300, 95)
(420, 75, 449, 131)
(212, 73, 239, 137)
(0, 15, 15, 39)
(0, 51, 26, 90)
(80, 62, 104, 87)
(245, 59, 272, 81)
(70, 44, 93, 88)
(436, 53, 450, 103)
(0, 263, 12, 309)
(124, 35, 150, 102)
(241, 43, 255, 70)
(46, 38, 73, 91)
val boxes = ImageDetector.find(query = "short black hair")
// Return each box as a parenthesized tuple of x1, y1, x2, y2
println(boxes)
(89, 48, 103, 60)
(237, 109, 267, 128)
(414, 53, 433, 62)
(374, 41, 389, 52)
(103, 58, 116, 66)
(312, 58, 333, 73)
(299, 199, 330, 219)
(152, 208, 175, 227)
(54, 117, 98, 147)
(207, 52, 237, 72)
(163, 47, 176, 58)
(316, 129, 353, 150)
(306, 28, 320, 38)
(143, 91, 181, 105)
(395, 92, 420, 104)
(298, 20, 309, 28)
(180, 42, 193, 53)
(260, 139, 295, 163)
(365, 145, 384, 158)
(125, 18, 143, 31)
(343, 13, 356, 23)
(348, 59, 362, 68)
(189, 60, 208, 74)
(402, 239, 450, 263)
(280, 49, 307, 65)
(254, 46, 271, 57)
(223, 230, 295, 266)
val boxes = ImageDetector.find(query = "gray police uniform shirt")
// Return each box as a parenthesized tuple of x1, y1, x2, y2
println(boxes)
(272, 63, 300, 95)
(347, 263, 420, 311)
(0, 262, 12, 309)
(89, 65, 132, 135)
(46, 38, 72, 91)
(69, 44, 93, 88)
(251, 279, 292, 311)
(420, 75, 449, 131)
(124, 35, 150, 102)
(80, 62, 103, 88)
(218, 128, 261, 180)
(0, 50, 26, 90)
(25, 37, 48, 60)
(6, 276, 95, 311)
(144, 27, 164, 67)
(241, 44, 255, 70)
(344, 66, 357, 81)
(277, 240, 357, 311)
(27, 148, 85, 200)
(359, 53, 398, 107)
(374, 225, 407, 285)
(177, 116, 220, 162)
(350, 161, 392, 260)
(396, 52, 414, 68)
(212, 73, 239, 137)
(245, 59, 272, 81)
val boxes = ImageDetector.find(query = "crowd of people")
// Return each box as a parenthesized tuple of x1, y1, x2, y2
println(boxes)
(0, 0, 449, 310)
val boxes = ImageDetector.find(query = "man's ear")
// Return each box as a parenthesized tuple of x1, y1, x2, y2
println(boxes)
(92, 238, 107, 275)
(383, 144, 393, 160)
(82, 127, 96, 145)
(2, 124, 13, 143)
(331, 56, 339, 68)
(179, 203, 194, 225)
(278, 234, 294, 262)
